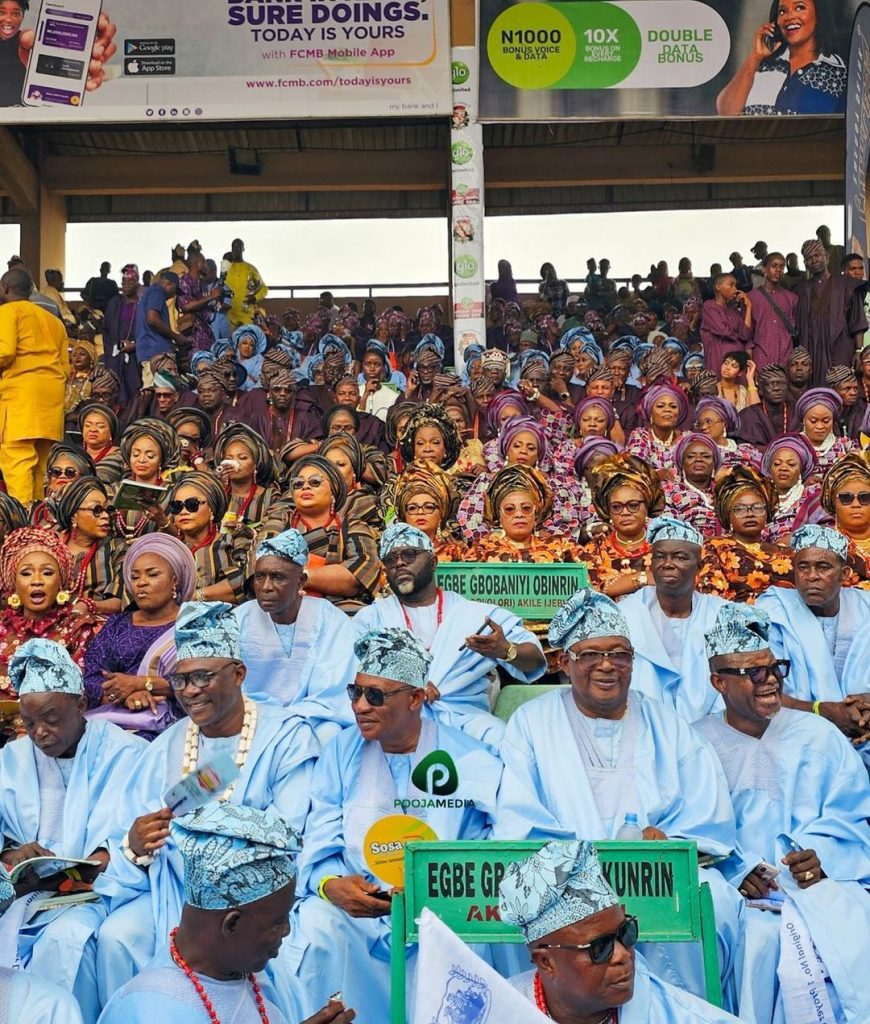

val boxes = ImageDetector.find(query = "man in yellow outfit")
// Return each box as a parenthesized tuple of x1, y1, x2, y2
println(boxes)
(0, 268, 69, 503)
(225, 237, 268, 330)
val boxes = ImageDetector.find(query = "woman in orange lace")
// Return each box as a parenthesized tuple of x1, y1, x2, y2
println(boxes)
(698, 465, 793, 603)
(392, 459, 466, 561)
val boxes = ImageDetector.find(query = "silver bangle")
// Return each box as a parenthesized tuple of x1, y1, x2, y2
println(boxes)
(122, 832, 156, 868)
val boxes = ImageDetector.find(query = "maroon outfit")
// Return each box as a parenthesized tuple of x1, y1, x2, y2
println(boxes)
(700, 300, 753, 376)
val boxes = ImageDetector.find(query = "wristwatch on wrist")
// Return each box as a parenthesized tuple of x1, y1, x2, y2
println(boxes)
(636, 571, 649, 587)
(503, 642, 518, 663)
(144, 676, 154, 693)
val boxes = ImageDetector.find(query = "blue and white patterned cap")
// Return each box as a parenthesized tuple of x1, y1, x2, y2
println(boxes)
(9, 638, 82, 697)
(499, 840, 619, 943)
(256, 528, 309, 567)
(171, 804, 301, 911)
(414, 334, 445, 363)
(790, 524, 849, 561)
(548, 588, 629, 651)
(379, 522, 434, 559)
(0, 864, 12, 912)
(354, 627, 432, 689)
(647, 515, 704, 548)
(175, 601, 241, 662)
(705, 603, 771, 659)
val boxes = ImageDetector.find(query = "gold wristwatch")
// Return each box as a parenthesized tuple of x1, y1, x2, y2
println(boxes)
(144, 676, 154, 693)
(504, 642, 518, 663)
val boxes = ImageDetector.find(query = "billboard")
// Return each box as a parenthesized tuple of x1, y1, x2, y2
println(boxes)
(480, 0, 862, 120)
(845, 4, 870, 258)
(0, 0, 450, 123)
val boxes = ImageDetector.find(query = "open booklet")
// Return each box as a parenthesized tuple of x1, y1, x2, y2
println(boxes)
(112, 479, 169, 512)
(7, 856, 102, 884)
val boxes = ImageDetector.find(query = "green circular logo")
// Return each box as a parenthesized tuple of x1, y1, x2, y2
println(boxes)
(565, 2, 641, 88)
(487, 2, 576, 90)
(452, 61, 469, 86)
(455, 183, 469, 196)
(459, 296, 474, 311)
(451, 141, 474, 165)
(454, 255, 478, 279)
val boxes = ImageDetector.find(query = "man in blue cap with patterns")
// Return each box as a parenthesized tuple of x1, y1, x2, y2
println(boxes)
(499, 840, 741, 1022)
(0, 639, 145, 1024)
(98, 804, 355, 1024)
(696, 603, 870, 1024)
(619, 516, 728, 722)
(287, 626, 501, 1024)
(94, 602, 320, 1010)
(493, 588, 743, 1011)
(756, 524, 870, 767)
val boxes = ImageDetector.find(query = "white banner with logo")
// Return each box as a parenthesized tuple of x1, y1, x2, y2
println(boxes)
(450, 45, 486, 368)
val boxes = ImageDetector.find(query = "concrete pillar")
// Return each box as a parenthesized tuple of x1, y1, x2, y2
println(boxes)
(20, 184, 67, 281)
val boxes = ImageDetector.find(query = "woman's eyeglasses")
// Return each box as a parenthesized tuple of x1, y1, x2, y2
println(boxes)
(291, 475, 325, 490)
(536, 916, 639, 965)
(404, 503, 439, 516)
(609, 500, 645, 515)
(346, 684, 416, 707)
(836, 490, 870, 507)
(80, 503, 112, 518)
(168, 497, 207, 515)
(716, 660, 790, 685)
(48, 467, 79, 480)
(731, 502, 768, 516)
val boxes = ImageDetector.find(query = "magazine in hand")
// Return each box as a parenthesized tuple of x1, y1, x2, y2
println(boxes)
(7, 856, 102, 884)
(163, 753, 240, 816)
(112, 479, 168, 512)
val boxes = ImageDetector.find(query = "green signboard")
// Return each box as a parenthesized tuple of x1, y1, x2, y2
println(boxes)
(434, 562, 589, 621)
(403, 840, 700, 943)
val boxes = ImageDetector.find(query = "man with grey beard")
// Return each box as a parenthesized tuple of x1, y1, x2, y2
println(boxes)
(351, 522, 545, 749)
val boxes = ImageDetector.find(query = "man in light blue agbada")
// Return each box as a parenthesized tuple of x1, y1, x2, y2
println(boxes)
(94, 602, 319, 1010)
(619, 516, 727, 722)
(493, 588, 743, 1010)
(235, 529, 357, 744)
(352, 523, 546, 749)
(284, 626, 502, 1024)
(0, 639, 145, 1024)
(500, 840, 741, 1023)
(756, 524, 870, 768)
(696, 602, 870, 1024)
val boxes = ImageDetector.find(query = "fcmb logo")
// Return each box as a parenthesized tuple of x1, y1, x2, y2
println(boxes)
(412, 750, 459, 796)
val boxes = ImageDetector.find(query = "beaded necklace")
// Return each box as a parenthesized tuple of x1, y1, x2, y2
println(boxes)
(761, 401, 788, 434)
(68, 539, 99, 602)
(88, 443, 115, 464)
(169, 928, 270, 1024)
(400, 588, 443, 649)
(268, 405, 296, 450)
(226, 479, 259, 527)
(182, 698, 257, 802)
(187, 524, 218, 557)
(533, 973, 616, 1023)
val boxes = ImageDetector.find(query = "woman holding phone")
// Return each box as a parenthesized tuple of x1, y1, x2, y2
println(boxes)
(717, 0, 846, 115)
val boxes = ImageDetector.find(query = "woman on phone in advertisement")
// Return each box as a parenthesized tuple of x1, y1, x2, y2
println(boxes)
(0, 0, 115, 107)
(717, 0, 846, 115)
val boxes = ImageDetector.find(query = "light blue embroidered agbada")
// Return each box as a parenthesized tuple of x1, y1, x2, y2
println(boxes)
(619, 588, 727, 722)
(234, 596, 357, 744)
(0, 967, 85, 1024)
(0, 720, 145, 1024)
(755, 585, 870, 768)
(492, 689, 743, 1009)
(695, 709, 870, 1024)
(352, 590, 545, 749)
(93, 703, 318, 1007)
(278, 718, 502, 1024)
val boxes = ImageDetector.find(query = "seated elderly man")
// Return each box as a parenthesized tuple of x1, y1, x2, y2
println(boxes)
(0, 640, 145, 1024)
(352, 523, 547, 748)
(696, 603, 870, 1024)
(493, 589, 743, 1010)
(95, 601, 319, 1008)
(499, 840, 741, 1023)
(756, 524, 870, 768)
(99, 804, 354, 1024)
(286, 627, 501, 1024)
(620, 516, 727, 722)
(235, 529, 357, 744)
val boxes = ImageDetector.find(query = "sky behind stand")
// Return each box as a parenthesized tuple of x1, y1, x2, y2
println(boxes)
(0, 204, 842, 296)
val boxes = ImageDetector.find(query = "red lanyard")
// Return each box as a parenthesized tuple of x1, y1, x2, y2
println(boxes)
(401, 588, 443, 647)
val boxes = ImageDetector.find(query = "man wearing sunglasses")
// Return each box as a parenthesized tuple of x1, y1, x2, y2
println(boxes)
(697, 602, 870, 1024)
(352, 522, 546, 751)
(500, 840, 740, 1023)
(494, 588, 743, 1011)
(756, 524, 870, 770)
(93, 600, 319, 1008)
(288, 626, 501, 1024)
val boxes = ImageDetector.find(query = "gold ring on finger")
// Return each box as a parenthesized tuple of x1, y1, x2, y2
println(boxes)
(802, 870, 813, 882)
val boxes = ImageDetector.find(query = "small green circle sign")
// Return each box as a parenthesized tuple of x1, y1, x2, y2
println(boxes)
(454, 255, 478, 279)
(487, 2, 576, 90)
(451, 141, 474, 165)
(452, 61, 469, 86)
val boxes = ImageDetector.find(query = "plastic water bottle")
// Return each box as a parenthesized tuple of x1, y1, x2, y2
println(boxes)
(615, 813, 643, 840)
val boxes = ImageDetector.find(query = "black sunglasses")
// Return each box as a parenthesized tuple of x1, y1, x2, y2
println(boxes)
(168, 497, 207, 515)
(716, 660, 790, 685)
(346, 684, 416, 707)
(48, 466, 79, 479)
(537, 916, 639, 965)
(79, 503, 112, 518)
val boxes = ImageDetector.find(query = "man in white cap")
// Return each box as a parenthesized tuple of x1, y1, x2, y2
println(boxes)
(619, 517, 726, 722)
(0, 639, 145, 1024)
(493, 588, 743, 1010)
(288, 626, 502, 1024)
(500, 840, 741, 1023)
(696, 603, 870, 1024)
(94, 602, 319, 1008)
(99, 803, 354, 1024)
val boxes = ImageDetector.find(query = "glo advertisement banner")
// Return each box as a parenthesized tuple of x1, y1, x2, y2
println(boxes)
(845, 4, 870, 258)
(0, 0, 449, 123)
(480, 0, 862, 120)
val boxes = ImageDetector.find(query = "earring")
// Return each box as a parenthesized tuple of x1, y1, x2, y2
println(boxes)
(7, 594, 21, 608)
(56, 590, 71, 606)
